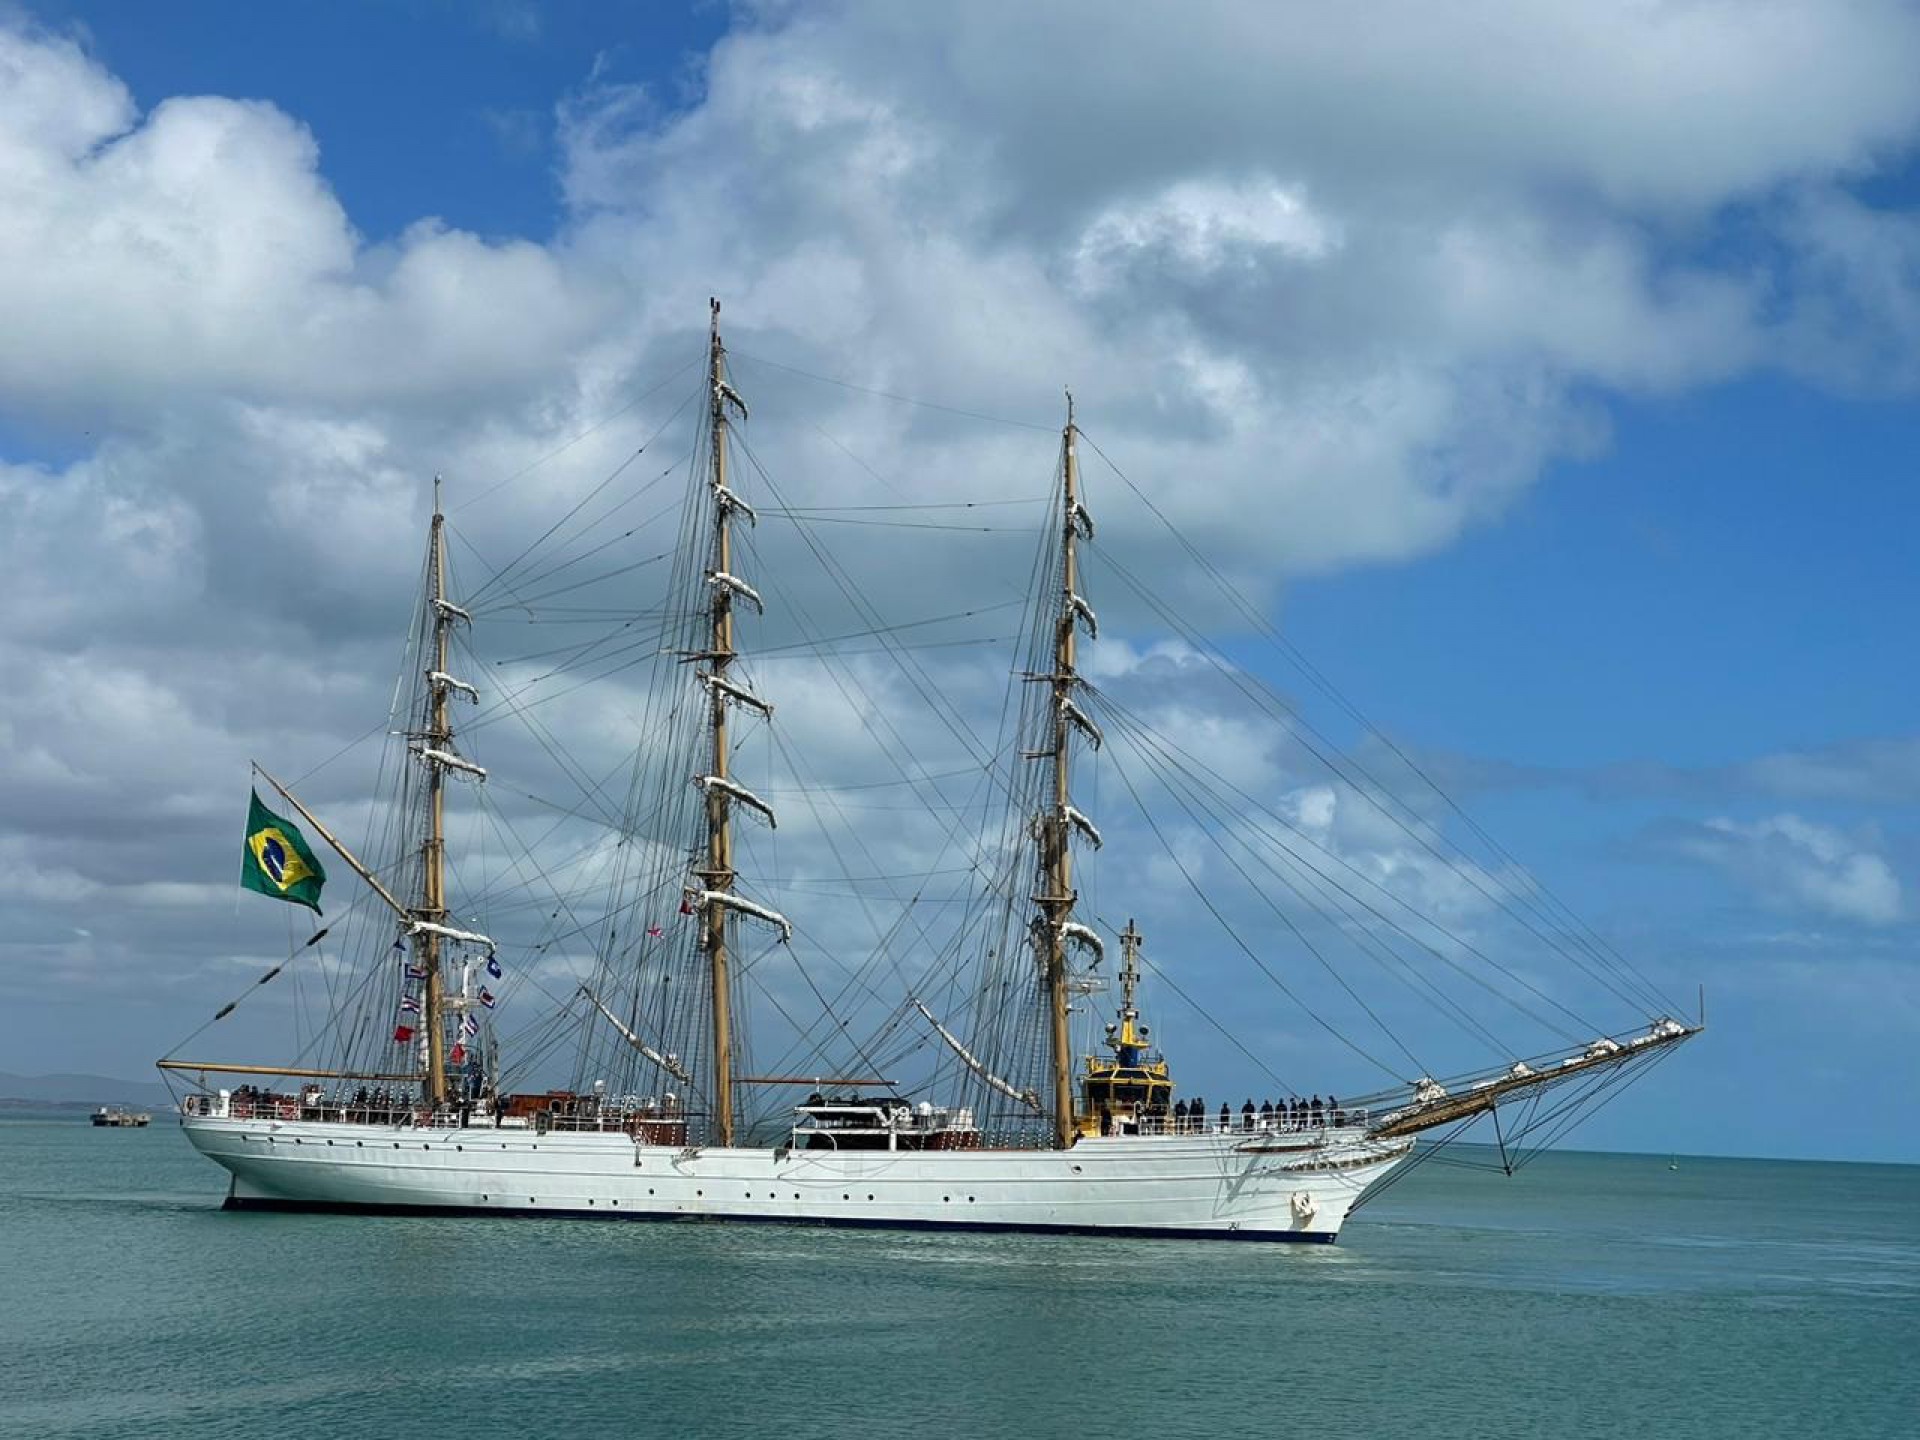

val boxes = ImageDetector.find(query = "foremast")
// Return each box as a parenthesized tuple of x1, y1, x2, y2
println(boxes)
(168, 485, 495, 1105)
(1037, 396, 1102, 1147)
(693, 299, 785, 1146)
(414, 478, 481, 1109)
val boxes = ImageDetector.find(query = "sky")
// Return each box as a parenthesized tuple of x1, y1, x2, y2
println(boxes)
(0, 1, 1915, 1163)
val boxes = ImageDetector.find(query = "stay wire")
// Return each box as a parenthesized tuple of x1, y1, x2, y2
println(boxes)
(1091, 688, 1570, 1050)
(1079, 428, 1679, 1020)
(460, 356, 701, 508)
(1087, 540, 1645, 1027)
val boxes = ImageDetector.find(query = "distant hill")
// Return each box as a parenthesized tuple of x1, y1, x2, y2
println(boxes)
(0, 1071, 174, 1106)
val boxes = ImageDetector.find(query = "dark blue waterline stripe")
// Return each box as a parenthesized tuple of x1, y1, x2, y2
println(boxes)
(223, 1195, 1338, 1244)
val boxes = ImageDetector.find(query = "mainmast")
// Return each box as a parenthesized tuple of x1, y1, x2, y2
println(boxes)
(692, 299, 785, 1147)
(704, 300, 739, 1146)
(1038, 395, 1102, 1147)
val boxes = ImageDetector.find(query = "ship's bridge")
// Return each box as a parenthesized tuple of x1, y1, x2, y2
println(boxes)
(1077, 920, 1173, 1138)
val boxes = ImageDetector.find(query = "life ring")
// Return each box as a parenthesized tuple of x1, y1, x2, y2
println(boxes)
(1290, 1190, 1317, 1222)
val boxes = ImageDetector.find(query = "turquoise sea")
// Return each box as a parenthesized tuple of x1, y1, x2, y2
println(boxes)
(1, 1112, 1913, 1440)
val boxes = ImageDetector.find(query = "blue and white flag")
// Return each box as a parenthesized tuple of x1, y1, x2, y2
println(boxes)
(405, 964, 428, 980)
(479, 988, 496, 1009)
(461, 1013, 480, 1038)
(485, 954, 503, 980)
(399, 993, 421, 1015)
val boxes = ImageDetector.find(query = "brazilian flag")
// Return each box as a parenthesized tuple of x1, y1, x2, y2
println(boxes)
(241, 790, 326, 913)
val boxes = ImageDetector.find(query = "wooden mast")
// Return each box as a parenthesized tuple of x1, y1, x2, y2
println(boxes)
(703, 299, 740, 1146)
(1042, 395, 1086, 1148)
(419, 479, 453, 1108)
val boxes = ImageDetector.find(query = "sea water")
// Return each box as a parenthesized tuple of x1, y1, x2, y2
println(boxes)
(1, 1112, 1912, 1440)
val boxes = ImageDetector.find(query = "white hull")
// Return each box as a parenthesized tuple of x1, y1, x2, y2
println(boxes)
(181, 1115, 1412, 1242)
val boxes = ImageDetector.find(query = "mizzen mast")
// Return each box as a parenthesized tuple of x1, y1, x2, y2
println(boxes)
(1038, 395, 1102, 1148)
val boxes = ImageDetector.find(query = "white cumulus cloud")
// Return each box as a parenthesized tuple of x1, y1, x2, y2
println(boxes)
(1678, 814, 1904, 925)
(0, 2, 1916, 1068)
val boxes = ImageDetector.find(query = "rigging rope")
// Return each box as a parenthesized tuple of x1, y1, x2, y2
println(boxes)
(1078, 428, 1682, 1021)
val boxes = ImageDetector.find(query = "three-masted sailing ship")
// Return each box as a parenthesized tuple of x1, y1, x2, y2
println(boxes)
(162, 302, 1698, 1242)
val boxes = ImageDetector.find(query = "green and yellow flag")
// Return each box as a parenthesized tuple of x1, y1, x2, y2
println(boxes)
(241, 790, 326, 913)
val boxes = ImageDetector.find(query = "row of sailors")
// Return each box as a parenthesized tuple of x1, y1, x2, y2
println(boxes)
(226, 1085, 423, 1124)
(225, 1083, 294, 1120)
(1165, 1096, 1346, 1133)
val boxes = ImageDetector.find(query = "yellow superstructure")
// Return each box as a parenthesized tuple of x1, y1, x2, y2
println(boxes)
(1077, 920, 1174, 1137)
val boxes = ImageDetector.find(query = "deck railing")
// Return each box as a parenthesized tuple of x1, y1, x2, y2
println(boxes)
(1124, 1110, 1369, 1137)
(179, 1091, 690, 1136)
(180, 1091, 1372, 1141)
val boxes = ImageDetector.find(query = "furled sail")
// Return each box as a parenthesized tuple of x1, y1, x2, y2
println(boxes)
(580, 986, 691, 1082)
(913, 1001, 1041, 1111)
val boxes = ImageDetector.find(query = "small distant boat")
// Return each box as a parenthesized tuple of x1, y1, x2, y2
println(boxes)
(91, 1107, 151, 1128)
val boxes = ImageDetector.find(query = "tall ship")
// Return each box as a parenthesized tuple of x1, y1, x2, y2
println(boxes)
(162, 303, 1697, 1242)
